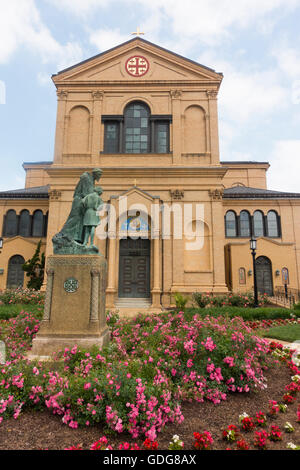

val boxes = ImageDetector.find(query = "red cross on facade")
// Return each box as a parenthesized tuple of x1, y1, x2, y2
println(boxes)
(125, 56, 149, 77)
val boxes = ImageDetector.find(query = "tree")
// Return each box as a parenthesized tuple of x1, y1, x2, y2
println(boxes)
(22, 240, 45, 290)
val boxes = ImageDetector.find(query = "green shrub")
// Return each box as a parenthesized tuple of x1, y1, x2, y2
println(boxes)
(0, 304, 44, 320)
(192, 292, 210, 308)
(174, 292, 189, 310)
(191, 291, 269, 309)
(181, 306, 299, 322)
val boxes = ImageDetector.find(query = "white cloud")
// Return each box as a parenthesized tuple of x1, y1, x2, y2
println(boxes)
(132, 0, 299, 45)
(272, 43, 300, 80)
(267, 140, 300, 192)
(0, 0, 83, 69)
(37, 72, 52, 86)
(89, 28, 129, 52)
(197, 51, 288, 122)
(46, 0, 300, 46)
(46, 0, 109, 15)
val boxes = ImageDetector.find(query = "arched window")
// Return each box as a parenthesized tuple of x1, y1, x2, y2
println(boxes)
(32, 210, 44, 237)
(3, 210, 18, 237)
(239, 210, 251, 237)
(225, 211, 237, 237)
(7, 255, 25, 289)
(102, 101, 171, 154)
(253, 211, 264, 237)
(124, 102, 150, 153)
(19, 210, 31, 237)
(267, 211, 279, 237)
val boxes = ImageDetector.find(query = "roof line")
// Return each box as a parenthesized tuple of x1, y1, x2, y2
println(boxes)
(52, 37, 221, 77)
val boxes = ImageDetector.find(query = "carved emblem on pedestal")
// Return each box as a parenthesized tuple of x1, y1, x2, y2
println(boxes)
(64, 277, 79, 293)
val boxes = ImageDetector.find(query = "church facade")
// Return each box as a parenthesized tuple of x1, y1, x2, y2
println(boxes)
(1, 37, 300, 312)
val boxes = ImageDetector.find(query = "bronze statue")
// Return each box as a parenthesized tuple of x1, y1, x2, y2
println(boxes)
(82, 186, 103, 248)
(52, 168, 103, 254)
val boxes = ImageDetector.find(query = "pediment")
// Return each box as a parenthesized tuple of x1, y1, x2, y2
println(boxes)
(113, 186, 159, 203)
(52, 38, 222, 85)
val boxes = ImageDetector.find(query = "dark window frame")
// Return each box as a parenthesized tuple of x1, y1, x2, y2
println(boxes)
(238, 210, 251, 238)
(101, 102, 172, 154)
(31, 210, 44, 238)
(266, 210, 280, 238)
(253, 210, 265, 238)
(225, 210, 238, 238)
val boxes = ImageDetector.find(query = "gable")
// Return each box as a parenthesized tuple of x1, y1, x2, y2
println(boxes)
(52, 38, 222, 85)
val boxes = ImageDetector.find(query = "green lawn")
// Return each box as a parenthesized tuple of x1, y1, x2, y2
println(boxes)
(264, 323, 300, 342)
(0, 304, 44, 320)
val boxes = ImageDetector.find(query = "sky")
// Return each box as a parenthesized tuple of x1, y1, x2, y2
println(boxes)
(0, 0, 300, 192)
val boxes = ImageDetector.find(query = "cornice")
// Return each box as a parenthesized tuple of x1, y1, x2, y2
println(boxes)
(46, 166, 227, 179)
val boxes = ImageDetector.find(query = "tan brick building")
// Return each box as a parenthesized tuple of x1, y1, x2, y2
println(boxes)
(1, 38, 300, 311)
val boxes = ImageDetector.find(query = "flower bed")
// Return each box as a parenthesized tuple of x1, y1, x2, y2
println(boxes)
(0, 288, 45, 306)
(0, 310, 299, 450)
(0, 311, 276, 439)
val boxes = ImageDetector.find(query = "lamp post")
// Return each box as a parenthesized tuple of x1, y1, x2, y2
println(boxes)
(250, 237, 258, 308)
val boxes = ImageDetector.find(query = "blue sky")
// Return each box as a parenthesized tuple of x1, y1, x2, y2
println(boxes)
(0, 0, 300, 192)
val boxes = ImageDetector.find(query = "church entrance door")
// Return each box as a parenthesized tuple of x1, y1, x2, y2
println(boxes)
(119, 239, 150, 298)
(256, 256, 273, 296)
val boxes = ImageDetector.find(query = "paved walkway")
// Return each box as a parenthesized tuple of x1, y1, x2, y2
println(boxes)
(264, 337, 300, 354)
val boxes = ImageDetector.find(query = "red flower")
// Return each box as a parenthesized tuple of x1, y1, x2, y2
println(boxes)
(253, 430, 269, 449)
(240, 416, 256, 432)
(269, 425, 282, 442)
(193, 431, 214, 450)
(237, 439, 250, 450)
(143, 438, 158, 450)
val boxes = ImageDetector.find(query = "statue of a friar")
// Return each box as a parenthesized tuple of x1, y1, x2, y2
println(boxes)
(52, 168, 103, 255)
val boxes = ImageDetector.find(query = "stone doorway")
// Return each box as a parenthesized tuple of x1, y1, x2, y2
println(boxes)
(256, 256, 273, 296)
(118, 238, 150, 298)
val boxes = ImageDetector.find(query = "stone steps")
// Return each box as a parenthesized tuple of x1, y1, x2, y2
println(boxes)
(112, 298, 161, 317)
(115, 298, 152, 308)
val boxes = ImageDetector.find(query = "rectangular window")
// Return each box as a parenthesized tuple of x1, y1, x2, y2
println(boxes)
(104, 122, 119, 153)
(155, 122, 169, 153)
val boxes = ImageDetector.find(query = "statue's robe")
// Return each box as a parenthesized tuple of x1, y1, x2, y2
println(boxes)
(59, 172, 95, 243)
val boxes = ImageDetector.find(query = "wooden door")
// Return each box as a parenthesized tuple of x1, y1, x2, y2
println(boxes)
(256, 256, 273, 296)
(119, 239, 150, 298)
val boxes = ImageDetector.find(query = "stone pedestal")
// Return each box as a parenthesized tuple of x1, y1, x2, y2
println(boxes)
(29, 255, 110, 359)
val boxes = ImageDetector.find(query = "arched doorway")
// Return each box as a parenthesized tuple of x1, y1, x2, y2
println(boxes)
(118, 238, 150, 298)
(256, 256, 273, 296)
(7, 255, 25, 289)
